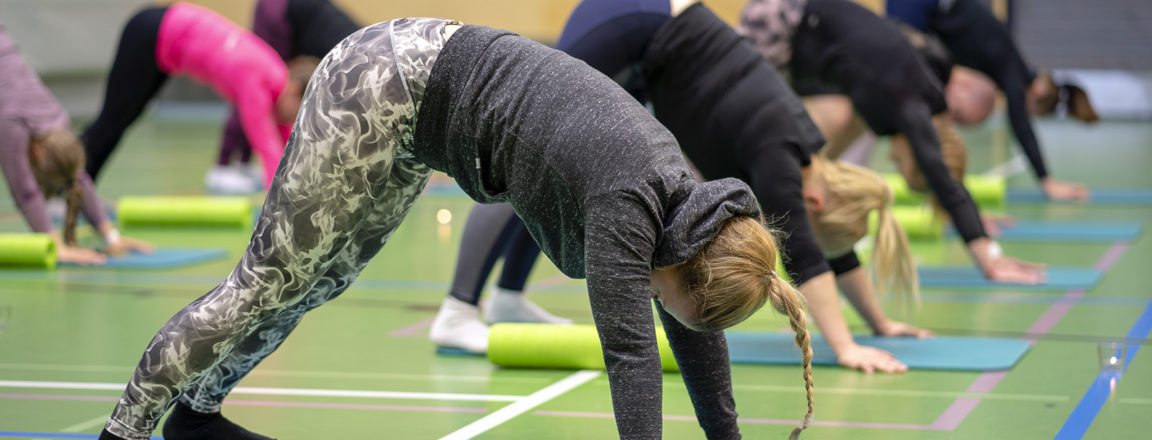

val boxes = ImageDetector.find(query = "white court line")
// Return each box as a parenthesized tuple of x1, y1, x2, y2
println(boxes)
(0, 380, 523, 402)
(0, 363, 553, 384)
(60, 414, 111, 433)
(440, 370, 601, 440)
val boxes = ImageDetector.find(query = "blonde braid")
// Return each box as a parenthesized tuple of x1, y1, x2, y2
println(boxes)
(765, 277, 814, 439)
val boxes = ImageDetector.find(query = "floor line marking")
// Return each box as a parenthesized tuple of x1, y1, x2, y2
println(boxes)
(59, 415, 110, 433)
(388, 317, 435, 337)
(731, 383, 1068, 402)
(0, 393, 489, 414)
(440, 370, 600, 440)
(531, 410, 947, 430)
(982, 154, 1028, 177)
(0, 364, 553, 384)
(0, 380, 523, 402)
(930, 241, 1129, 431)
(1053, 298, 1152, 439)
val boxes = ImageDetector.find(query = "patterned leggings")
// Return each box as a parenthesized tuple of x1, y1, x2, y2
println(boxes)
(105, 18, 457, 439)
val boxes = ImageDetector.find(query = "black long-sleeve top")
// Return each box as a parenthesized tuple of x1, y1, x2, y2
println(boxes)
(556, 0, 857, 285)
(743, 0, 986, 242)
(414, 25, 759, 439)
(924, 0, 1049, 179)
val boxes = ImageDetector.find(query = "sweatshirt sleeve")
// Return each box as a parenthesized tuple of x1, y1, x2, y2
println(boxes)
(897, 101, 986, 242)
(584, 191, 666, 439)
(0, 120, 53, 233)
(655, 303, 741, 439)
(235, 83, 287, 188)
(748, 149, 833, 284)
(997, 63, 1049, 179)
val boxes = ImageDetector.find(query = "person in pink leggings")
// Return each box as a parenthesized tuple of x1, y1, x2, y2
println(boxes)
(82, 2, 318, 189)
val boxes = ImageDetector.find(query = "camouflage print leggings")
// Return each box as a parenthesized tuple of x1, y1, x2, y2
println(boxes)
(105, 18, 460, 439)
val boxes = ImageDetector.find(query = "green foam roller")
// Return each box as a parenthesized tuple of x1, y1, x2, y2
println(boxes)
(869, 205, 943, 240)
(0, 233, 56, 269)
(488, 323, 679, 372)
(118, 196, 253, 228)
(885, 174, 1006, 207)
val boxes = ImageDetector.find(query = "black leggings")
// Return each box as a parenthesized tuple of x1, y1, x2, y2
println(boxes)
(83, 6, 170, 181)
(447, 203, 540, 305)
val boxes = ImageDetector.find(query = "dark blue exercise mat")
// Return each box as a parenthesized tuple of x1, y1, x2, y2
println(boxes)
(947, 221, 1143, 243)
(918, 266, 1102, 291)
(1007, 188, 1152, 205)
(725, 332, 1031, 371)
(60, 248, 229, 269)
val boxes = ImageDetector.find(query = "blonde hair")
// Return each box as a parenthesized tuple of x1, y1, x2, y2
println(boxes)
(29, 130, 85, 245)
(889, 115, 967, 193)
(810, 157, 920, 305)
(680, 216, 815, 436)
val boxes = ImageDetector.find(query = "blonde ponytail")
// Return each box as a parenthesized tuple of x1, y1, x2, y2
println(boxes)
(811, 158, 919, 303)
(680, 216, 814, 435)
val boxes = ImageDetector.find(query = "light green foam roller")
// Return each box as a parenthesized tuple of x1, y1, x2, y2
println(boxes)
(118, 196, 253, 228)
(0, 233, 56, 269)
(884, 174, 1006, 207)
(488, 323, 679, 372)
(868, 205, 943, 240)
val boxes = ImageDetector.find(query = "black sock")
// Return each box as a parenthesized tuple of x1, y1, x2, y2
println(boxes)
(161, 401, 275, 440)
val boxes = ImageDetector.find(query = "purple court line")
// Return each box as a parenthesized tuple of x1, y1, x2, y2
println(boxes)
(533, 410, 959, 430)
(0, 393, 485, 413)
(388, 317, 435, 337)
(930, 241, 1130, 430)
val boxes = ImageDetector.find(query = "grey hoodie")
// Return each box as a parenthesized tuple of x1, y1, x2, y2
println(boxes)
(414, 25, 755, 439)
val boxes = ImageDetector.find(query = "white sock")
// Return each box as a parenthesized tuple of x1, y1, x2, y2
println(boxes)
(429, 297, 490, 354)
(483, 286, 573, 325)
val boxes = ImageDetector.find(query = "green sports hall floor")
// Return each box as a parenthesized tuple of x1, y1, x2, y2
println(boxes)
(0, 111, 1150, 439)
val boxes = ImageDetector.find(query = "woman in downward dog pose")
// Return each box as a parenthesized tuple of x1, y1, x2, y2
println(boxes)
(887, 0, 1097, 201)
(99, 18, 814, 440)
(209, 0, 362, 193)
(432, 0, 926, 376)
(741, 0, 1046, 284)
(83, 2, 318, 189)
(0, 26, 152, 265)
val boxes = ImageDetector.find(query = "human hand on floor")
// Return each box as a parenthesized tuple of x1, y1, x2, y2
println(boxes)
(984, 256, 1047, 284)
(1043, 178, 1090, 202)
(105, 236, 155, 256)
(836, 343, 908, 374)
(58, 245, 107, 265)
(875, 320, 934, 338)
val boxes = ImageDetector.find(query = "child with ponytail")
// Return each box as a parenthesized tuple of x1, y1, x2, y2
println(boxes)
(0, 26, 152, 264)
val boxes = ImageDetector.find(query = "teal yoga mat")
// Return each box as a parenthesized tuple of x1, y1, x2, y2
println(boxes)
(726, 333, 1031, 370)
(947, 221, 1143, 243)
(1006, 188, 1152, 205)
(60, 248, 228, 269)
(918, 266, 1102, 290)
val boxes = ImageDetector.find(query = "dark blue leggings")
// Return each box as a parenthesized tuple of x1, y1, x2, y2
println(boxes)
(446, 203, 540, 305)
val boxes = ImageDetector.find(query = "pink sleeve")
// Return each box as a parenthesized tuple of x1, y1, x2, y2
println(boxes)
(0, 121, 53, 233)
(235, 86, 286, 189)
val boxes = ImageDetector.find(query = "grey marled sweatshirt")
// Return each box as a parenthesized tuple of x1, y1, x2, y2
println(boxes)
(414, 25, 756, 439)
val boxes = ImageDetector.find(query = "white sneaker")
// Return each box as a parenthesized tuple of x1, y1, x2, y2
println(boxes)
(484, 286, 573, 325)
(429, 297, 490, 354)
(205, 165, 259, 194)
(239, 163, 265, 190)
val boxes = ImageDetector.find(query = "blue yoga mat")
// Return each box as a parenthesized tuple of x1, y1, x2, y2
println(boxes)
(947, 221, 1143, 243)
(918, 266, 1102, 290)
(60, 248, 228, 269)
(1007, 188, 1152, 205)
(725, 332, 1030, 370)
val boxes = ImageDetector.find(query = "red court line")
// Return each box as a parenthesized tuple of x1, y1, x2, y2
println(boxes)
(388, 318, 435, 337)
